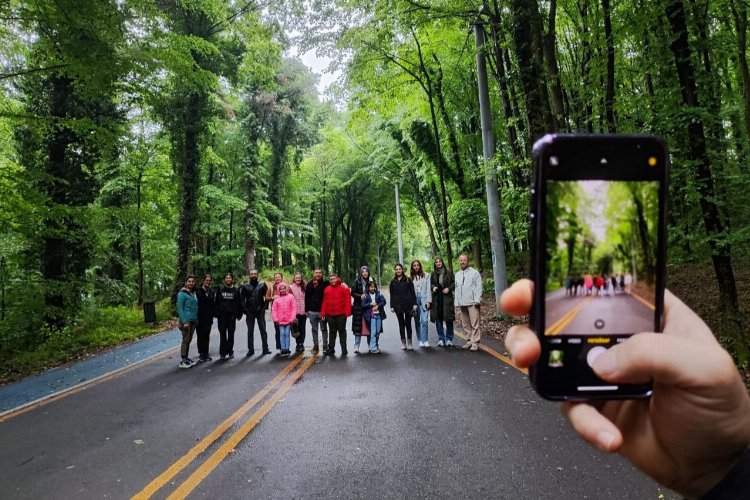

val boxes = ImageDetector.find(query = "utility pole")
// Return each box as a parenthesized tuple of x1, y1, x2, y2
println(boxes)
(475, 11, 508, 314)
(395, 182, 404, 265)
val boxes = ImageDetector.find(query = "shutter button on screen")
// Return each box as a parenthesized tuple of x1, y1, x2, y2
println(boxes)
(587, 346, 607, 368)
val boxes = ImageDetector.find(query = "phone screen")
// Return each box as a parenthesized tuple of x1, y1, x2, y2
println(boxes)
(531, 135, 667, 399)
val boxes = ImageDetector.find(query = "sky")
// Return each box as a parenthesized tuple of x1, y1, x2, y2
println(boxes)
(288, 46, 341, 96)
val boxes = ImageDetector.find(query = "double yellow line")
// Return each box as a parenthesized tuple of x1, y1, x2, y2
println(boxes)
(133, 353, 318, 500)
(545, 297, 593, 335)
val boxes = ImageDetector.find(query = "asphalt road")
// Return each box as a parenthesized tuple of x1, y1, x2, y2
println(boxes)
(0, 311, 676, 499)
(545, 292, 654, 335)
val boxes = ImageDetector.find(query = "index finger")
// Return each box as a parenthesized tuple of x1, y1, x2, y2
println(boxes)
(500, 279, 534, 317)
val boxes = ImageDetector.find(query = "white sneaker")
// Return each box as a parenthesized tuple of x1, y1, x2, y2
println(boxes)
(437, 340, 444, 347)
(446, 340, 453, 347)
(423, 341, 430, 347)
(179, 360, 192, 369)
(418, 341, 424, 347)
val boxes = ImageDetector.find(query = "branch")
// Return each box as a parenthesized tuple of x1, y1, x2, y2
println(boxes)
(0, 63, 70, 81)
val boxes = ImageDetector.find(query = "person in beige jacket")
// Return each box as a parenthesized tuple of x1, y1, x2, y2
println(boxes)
(454, 254, 483, 351)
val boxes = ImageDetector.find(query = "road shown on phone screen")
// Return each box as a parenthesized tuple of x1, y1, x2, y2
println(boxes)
(545, 289, 654, 335)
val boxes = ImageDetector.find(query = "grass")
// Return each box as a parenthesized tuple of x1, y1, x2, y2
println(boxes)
(0, 300, 175, 385)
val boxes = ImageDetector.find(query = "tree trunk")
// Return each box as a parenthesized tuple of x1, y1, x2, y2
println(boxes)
(665, 0, 748, 361)
(542, 0, 566, 129)
(173, 92, 201, 300)
(136, 168, 145, 305)
(730, 0, 750, 148)
(511, 0, 554, 148)
(602, 0, 617, 132)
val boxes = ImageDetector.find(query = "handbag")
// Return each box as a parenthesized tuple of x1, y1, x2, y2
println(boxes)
(361, 317, 371, 336)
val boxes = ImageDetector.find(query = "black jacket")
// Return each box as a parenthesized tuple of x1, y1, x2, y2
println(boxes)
(389, 276, 416, 314)
(215, 286, 242, 316)
(304, 280, 329, 312)
(196, 286, 215, 324)
(240, 280, 268, 314)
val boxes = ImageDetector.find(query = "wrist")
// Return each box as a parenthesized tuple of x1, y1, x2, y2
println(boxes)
(699, 447, 750, 500)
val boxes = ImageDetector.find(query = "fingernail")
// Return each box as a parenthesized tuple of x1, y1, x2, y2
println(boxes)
(596, 431, 615, 452)
(592, 350, 617, 376)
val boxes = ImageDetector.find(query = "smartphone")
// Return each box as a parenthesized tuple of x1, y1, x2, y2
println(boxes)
(529, 134, 668, 400)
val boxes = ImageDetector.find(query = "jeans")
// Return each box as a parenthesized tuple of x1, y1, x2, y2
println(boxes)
(279, 324, 291, 351)
(245, 310, 268, 352)
(196, 319, 212, 358)
(435, 320, 454, 343)
(395, 311, 413, 341)
(414, 297, 429, 342)
(369, 314, 382, 350)
(218, 314, 236, 356)
(295, 314, 307, 348)
(327, 315, 348, 352)
(180, 322, 196, 359)
(307, 311, 328, 348)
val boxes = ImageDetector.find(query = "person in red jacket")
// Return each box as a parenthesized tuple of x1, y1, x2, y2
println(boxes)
(320, 273, 352, 356)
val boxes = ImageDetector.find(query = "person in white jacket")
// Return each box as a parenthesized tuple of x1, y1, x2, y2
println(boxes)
(454, 254, 483, 351)
(410, 260, 432, 347)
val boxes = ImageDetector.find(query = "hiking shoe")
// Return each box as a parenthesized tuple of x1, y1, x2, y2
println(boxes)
(179, 360, 192, 369)
(470, 344, 479, 352)
(437, 340, 444, 347)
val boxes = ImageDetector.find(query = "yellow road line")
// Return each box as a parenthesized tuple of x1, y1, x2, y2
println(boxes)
(629, 291, 656, 311)
(454, 332, 527, 375)
(545, 297, 592, 335)
(132, 355, 305, 500)
(166, 354, 319, 500)
(0, 330, 220, 423)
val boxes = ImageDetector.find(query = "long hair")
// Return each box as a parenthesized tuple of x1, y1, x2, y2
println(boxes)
(293, 272, 306, 289)
(410, 260, 425, 279)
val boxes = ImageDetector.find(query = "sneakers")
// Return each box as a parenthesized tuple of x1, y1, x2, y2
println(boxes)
(446, 340, 453, 347)
(341, 349, 348, 356)
(262, 349, 272, 355)
(219, 354, 227, 360)
(470, 344, 479, 352)
(437, 340, 444, 347)
(296, 345, 305, 353)
(417, 341, 424, 347)
(324, 348, 334, 356)
(370, 348, 381, 354)
(179, 359, 193, 369)
(406, 340, 413, 350)
(462, 343, 472, 350)
(423, 341, 430, 347)
(401, 341, 407, 350)
(245, 350, 255, 357)
(197, 356, 212, 363)
(228, 353, 235, 359)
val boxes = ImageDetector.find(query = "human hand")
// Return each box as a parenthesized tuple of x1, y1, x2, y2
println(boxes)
(442, 288, 449, 294)
(425, 303, 431, 310)
(361, 293, 366, 300)
(500, 279, 750, 498)
(432, 286, 438, 293)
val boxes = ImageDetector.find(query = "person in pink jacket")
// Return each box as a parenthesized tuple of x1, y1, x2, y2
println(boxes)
(289, 272, 307, 353)
(271, 283, 297, 357)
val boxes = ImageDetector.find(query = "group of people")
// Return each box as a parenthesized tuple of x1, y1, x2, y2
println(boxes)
(175, 255, 484, 368)
(563, 272, 633, 297)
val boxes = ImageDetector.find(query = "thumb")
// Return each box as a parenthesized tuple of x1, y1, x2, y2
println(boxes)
(591, 333, 734, 388)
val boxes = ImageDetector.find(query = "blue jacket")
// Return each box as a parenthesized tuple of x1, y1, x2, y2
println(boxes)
(177, 289, 198, 323)
(361, 291, 387, 320)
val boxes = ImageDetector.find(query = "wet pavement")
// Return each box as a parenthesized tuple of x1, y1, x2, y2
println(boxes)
(0, 312, 677, 499)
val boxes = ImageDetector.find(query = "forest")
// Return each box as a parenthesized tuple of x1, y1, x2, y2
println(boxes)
(545, 180, 659, 292)
(1, 0, 750, 375)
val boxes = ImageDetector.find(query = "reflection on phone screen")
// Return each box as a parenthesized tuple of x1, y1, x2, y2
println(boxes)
(544, 180, 658, 336)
